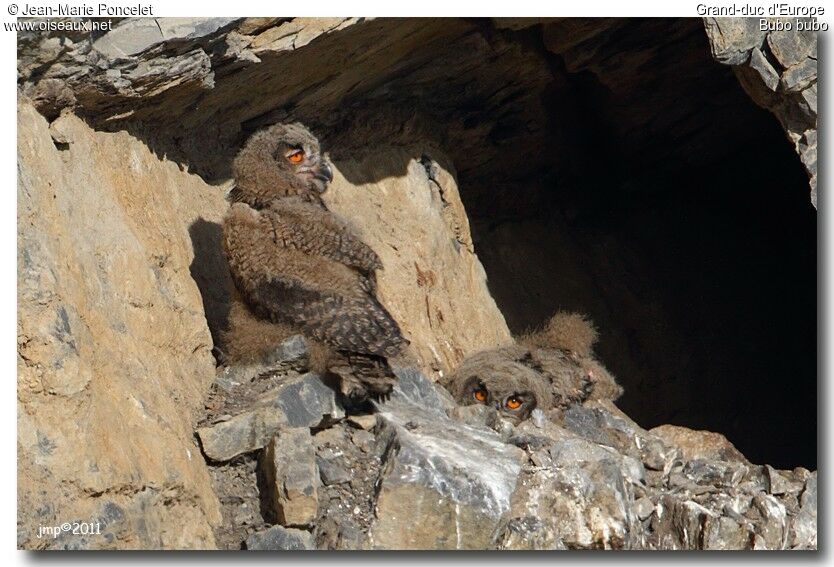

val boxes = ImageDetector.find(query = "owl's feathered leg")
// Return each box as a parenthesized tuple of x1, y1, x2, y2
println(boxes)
(327, 352, 396, 403)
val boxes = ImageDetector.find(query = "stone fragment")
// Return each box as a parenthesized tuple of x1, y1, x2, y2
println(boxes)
(350, 429, 376, 454)
(650, 424, 748, 464)
(781, 58, 817, 92)
(702, 18, 766, 65)
(702, 515, 752, 550)
(790, 474, 817, 549)
(749, 494, 788, 550)
(316, 456, 351, 486)
(799, 84, 817, 118)
(682, 459, 747, 488)
(245, 525, 315, 550)
(765, 465, 804, 495)
(369, 381, 523, 549)
(503, 438, 638, 550)
(651, 496, 718, 550)
(634, 497, 655, 521)
(563, 405, 676, 472)
(346, 414, 377, 430)
(93, 18, 240, 59)
(213, 335, 311, 392)
(748, 48, 780, 91)
(767, 27, 815, 69)
(384, 367, 456, 414)
(196, 373, 343, 462)
(261, 428, 319, 527)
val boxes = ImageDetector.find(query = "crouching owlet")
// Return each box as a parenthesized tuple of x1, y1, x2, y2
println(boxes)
(221, 122, 407, 400)
(442, 312, 622, 424)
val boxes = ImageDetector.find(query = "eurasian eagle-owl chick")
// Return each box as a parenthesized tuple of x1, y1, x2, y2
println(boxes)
(442, 312, 622, 424)
(221, 122, 407, 400)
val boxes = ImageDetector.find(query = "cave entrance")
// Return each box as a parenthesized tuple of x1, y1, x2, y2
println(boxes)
(448, 19, 817, 469)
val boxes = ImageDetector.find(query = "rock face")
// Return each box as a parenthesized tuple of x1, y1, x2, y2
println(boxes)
(703, 17, 818, 205)
(324, 149, 512, 375)
(260, 429, 319, 527)
(369, 374, 524, 549)
(17, 100, 225, 549)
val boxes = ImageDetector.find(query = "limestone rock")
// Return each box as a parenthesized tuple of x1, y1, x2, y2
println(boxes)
(316, 456, 351, 486)
(650, 424, 748, 464)
(767, 27, 815, 69)
(748, 48, 780, 91)
(93, 18, 241, 59)
(325, 150, 513, 377)
(214, 335, 310, 392)
(502, 438, 639, 550)
(790, 474, 817, 549)
(196, 373, 343, 462)
(245, 525, 314, 550)
(369, 376, 523, 549)
(703, 17, 817, 205)
(17, 99, 224, 549)
(702, 18, 765, 65)
(260, 429, 319, 527)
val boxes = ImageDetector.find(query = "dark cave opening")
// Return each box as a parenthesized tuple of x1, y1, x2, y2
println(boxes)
(463, 21, 817, 470)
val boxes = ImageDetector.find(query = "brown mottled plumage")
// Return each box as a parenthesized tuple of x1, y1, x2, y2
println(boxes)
(221, 122, 407, 400)
(443, 312, 622, 423)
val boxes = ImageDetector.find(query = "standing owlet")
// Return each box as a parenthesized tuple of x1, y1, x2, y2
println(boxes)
(442, 312, 622, 424)
(221, 122, 407, 400)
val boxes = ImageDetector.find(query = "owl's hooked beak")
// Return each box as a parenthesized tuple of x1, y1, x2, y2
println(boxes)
(311, 160, 333, 192)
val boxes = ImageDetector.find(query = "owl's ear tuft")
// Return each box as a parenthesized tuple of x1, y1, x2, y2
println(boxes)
(517, 311, 598, 356)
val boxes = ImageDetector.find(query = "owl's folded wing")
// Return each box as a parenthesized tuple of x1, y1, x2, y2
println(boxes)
(248, 277, 404, 358)
(268, 200, 383, 275)
(223, 203, 404, 358)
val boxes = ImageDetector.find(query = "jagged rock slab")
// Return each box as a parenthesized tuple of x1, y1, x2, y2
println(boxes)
(260, 428, 319, 527)
(93, 18, 241, 59)
(197, 373, 343, 462)
(245, 525, 314, 550)
(702, 18, 766, 65)
(386, 366, 457, 415)
(790, 474, 817, 549)
(502, 438, 640, 550)
(369, 373, 524, 550)
(214, 335, 310, 392)
(316, 456, 351, 486)
(650, 423, 748, 464)
(562, 403, 677, 472)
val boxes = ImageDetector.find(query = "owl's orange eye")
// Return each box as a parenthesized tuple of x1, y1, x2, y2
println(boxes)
(473, 388, 488, 403)
(287, 149, 304, 163)
(505, 397, 522, 410)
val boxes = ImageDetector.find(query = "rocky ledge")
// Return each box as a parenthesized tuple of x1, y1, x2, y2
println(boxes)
(196, 336, 816, 550)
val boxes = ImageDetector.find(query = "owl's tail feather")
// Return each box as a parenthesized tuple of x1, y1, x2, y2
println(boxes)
(328, 351, 397, 404)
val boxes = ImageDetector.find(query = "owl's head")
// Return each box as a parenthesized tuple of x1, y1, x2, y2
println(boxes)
(231, 122, 334, 208)
(445, 348, 553, 425)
